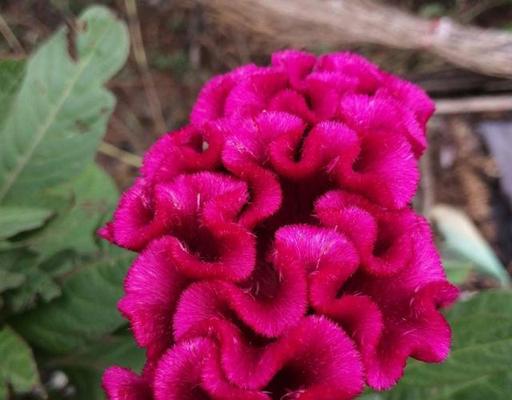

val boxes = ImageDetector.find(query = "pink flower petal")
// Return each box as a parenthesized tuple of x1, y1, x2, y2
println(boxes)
(102, 50, 455, 400)
(156, 317, 363, 399)
(315, 52, 383, 94)
(103, 367, 152, 400)
(118, 237, 189, 360)
(315, 190, 415, 276)
(142, 124, 224, 184)
(315, 195, 458, 388)
(101, 178, 167, 250)
(271, 50, 316, 89)
(337, 94, 419, 208)
(191, 65, 259, 125)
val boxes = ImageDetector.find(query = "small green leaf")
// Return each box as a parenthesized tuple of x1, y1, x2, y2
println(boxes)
(0, 6, 129, 205)
(12, 247, 133, 354)
(431, 205, 510, 286)
(1, 250, 61, 313)
(0, 269, 24, 310)
(383, 290, 512, 399)
(0, 206, 52, 240)
(0, 325, 40, 397)
(0, 269, 25, 292)
(28, 164, 118, 259)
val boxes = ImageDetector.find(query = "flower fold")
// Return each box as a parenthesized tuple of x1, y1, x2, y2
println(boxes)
(101, 50, 456, 399)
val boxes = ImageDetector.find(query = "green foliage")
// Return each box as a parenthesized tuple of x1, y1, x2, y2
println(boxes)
(440, 257, 473, 286)
(0, 59, 25, 126)
(382, 290, 512, 399)
(0, 207, 52, 241)
(12, 247, 133, 354)
(49, 333, 144, 400)
(0, 326, 40, 399)
(0, 165, 119, 314)
(0, 249, 62, 313)
(0, 5, 138, 399)
(0, 7, 128, 205)
(28, 164, 119, 259)
(0, 3, 511, 400)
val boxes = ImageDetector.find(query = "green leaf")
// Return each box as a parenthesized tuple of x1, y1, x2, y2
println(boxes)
(0, 6, 128, 205)
(431, 205, 510, 286)
(0, 206, 52, 240)
(48, 333, 144, 400)
(28, 164, 118, 259)
(0, 269, 25, 292)
(12, 247, 133, 354)
(0, 59, 25, 126)
(0, 250, 26, 296)
(383, 290, 512, 400)
(0, 268, 25, 310)
(441, 255, 473, 285)
(0, 249, 61, 313)
(0, 325, 40, 398)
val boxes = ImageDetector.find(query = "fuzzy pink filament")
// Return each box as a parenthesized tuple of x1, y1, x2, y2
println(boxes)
(100, 51, 458, 400)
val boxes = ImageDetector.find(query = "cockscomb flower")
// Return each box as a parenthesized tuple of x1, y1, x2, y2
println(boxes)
(100, 50, 458, 400)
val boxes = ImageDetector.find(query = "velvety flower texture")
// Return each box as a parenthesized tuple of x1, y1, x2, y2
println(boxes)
(101, 51, 458, 400)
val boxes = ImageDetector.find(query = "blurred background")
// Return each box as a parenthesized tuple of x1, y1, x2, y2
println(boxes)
(4, 0, 511, 285)
(1, 0, 512, 399)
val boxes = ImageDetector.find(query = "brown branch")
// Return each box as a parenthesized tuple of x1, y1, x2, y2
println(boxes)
(435, 95, 512, 114)
(199, 0, 512, 78)
(0, 12, 25, 54)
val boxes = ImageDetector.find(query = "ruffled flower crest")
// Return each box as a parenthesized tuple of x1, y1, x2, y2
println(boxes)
(101, 50, 457, 399)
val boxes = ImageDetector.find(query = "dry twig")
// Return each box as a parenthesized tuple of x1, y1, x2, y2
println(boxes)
(124, 0, 167, 136)
(420, 145, 435, 215)
(0, 12, 25, 54)
(98, 142, 142, 168)
(435, 96, 512, 114)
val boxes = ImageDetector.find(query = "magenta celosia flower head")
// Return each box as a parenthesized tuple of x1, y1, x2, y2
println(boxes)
(100, 50, 458, 400)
